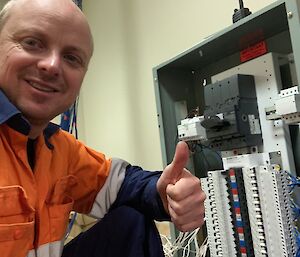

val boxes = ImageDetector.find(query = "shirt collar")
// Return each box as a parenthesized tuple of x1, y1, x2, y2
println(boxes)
(0, 90, 60, 149)
(0, 90, 21, 124)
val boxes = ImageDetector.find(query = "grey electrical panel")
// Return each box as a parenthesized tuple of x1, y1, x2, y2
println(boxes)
(153, 0, 300, 256)
(153, 2, 300, 255)
(153, 0, 300, 178)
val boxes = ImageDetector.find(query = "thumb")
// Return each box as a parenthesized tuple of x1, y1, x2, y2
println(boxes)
(163, 141, 189, 184)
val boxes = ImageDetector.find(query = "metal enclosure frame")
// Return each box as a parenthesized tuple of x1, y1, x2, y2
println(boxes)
(153, 0, 300, 255)
(153, 0, 300, 174)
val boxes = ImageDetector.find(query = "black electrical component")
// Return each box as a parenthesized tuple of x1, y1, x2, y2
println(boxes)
(233, 0, 252, 23)
(202, 74, 262, 151)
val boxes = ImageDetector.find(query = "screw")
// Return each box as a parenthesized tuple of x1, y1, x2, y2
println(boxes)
(287, 11, 293, 19)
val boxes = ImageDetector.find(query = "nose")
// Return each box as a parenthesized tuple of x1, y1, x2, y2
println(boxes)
(37, 51, 61, 77)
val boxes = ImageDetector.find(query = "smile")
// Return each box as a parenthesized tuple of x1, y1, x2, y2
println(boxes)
(27, 80, 57, 93)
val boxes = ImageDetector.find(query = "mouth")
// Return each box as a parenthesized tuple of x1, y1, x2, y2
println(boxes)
(26, 80, 58, 93)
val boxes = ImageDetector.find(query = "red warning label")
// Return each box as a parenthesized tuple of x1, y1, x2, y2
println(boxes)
(240, 41, 267, 63)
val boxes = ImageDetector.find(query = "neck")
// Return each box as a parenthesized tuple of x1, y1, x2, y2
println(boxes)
(28, 125, 46, 139)
(27, 119, 48, 139)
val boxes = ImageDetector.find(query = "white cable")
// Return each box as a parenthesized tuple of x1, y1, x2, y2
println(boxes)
(161, 227, 208, 257)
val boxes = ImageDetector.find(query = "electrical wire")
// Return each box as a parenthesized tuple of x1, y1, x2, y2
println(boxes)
(161, 225, 208, 257)
(193, 142, 223, 174)
(287, 172, 300, 256)
(70, 100, 79, 139)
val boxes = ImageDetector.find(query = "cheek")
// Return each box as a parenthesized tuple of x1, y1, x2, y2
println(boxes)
(0, 57, 18, 93)
(0, 56, 31, 98)
(61, 81, 82, 110)
(65, 72, 84, 96)
(0, 51, 32, 80)
(0, 44, 25, 67)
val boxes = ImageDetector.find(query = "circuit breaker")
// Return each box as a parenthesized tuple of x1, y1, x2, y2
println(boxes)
(203, 74, 262, 151)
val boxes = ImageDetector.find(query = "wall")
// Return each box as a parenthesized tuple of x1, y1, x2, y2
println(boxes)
(81, 0, 275, 169)
(0, 0, 7, 9)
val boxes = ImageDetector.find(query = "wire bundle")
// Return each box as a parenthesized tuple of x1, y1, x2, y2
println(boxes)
(287, 172, 300, 257)
(161, 228, 208, 257)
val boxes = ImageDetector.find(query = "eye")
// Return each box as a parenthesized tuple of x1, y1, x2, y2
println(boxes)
(64, 53, 83, 67)
(21, 37, 43, 50)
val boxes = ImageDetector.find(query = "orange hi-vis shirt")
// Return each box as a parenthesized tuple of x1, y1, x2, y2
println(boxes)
(0, 91, 129, 257)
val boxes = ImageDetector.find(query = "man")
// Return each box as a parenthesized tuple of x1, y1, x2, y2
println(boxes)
(0, 0, 206, 256)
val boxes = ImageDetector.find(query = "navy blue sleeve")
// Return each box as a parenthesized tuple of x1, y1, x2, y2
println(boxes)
(110, 165, 171, 221)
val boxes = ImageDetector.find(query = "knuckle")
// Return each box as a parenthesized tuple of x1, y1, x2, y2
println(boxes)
(193, 193, 206, 207)
(172, 204, 185, 217)
(201, 191, 207, 200)
(168, 189, 181, 201)
(166, 184, 174, 195)
(171, 215, 184, 227)
(174, 206, 185, 216)
(201, 209, 205, 217)
(190, 177, 200, 187)
(197, 191, 207, 202)
(194, 176, 201, 184)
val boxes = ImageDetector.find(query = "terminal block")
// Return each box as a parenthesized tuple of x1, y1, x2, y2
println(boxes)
(202, 164, 297, 257)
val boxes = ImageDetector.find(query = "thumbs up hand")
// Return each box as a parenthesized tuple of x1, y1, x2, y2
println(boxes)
(157, 141, 206, 232)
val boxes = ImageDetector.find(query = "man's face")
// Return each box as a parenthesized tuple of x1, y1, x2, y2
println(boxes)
(0, 0, 93, 125)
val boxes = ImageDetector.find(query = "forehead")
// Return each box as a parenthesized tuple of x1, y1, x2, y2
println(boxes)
(2, 0, 93, 56)
(7, 0, 84, 25)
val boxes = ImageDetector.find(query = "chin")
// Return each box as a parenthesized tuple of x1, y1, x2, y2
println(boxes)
(22, 109, 56, 124)
(18, 101, 68, 124)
